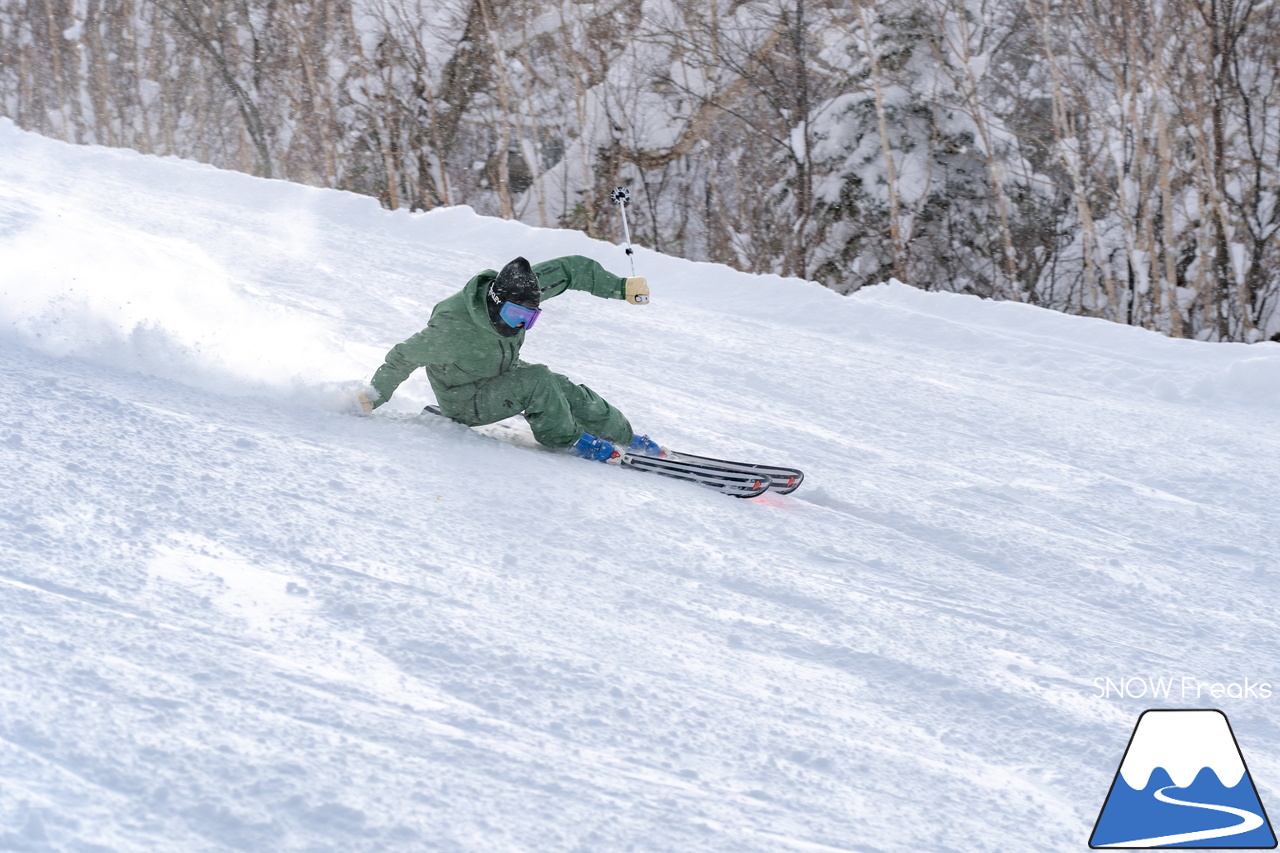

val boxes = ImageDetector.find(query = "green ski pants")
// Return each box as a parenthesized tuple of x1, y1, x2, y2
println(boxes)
(433, 363, 634, 449)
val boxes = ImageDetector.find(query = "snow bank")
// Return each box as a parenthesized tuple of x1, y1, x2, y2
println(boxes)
(3, 117, 1275, 414)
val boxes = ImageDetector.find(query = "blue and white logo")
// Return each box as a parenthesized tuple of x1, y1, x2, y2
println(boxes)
(1091, 709, 1276, 848)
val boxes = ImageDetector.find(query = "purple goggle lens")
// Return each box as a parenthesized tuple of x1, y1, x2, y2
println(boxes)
(499, 301, 541, 330)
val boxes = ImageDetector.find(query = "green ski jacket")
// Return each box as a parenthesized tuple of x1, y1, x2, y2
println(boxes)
(369, 255, 627, 410)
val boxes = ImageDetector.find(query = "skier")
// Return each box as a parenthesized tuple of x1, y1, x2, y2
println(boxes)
(356, 255, 664, 462)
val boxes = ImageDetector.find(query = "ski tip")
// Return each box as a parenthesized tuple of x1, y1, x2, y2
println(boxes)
(770, 472, 804, 495)
(733, 477, 771, 499)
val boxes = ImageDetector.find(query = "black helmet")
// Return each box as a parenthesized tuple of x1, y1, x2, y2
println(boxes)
(490, 257, 540, 307)
(487, 257, 541, 335)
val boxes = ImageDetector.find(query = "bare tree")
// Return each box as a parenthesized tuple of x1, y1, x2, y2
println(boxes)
(152, 0, 275, 177)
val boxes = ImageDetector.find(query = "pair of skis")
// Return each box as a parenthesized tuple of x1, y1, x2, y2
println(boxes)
(420, 406, 803, 499)
(623, 449, 803, 499)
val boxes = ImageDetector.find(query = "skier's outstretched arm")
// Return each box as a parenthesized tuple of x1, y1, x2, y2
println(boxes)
(533, 255, 649, 305)
(366, 334, 430, 409)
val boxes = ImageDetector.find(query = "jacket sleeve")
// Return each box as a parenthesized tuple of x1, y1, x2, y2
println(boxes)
(368, 330, 431, 407)
(533, 255, 626, 301)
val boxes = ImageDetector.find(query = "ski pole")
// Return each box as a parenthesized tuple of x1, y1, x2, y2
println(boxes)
(610, 186, 636, 277)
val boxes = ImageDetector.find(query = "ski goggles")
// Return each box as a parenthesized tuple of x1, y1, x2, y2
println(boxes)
(499, 300, 541, 330)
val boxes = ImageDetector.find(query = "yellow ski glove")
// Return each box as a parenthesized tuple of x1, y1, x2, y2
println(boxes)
(625, 277, 650, 305)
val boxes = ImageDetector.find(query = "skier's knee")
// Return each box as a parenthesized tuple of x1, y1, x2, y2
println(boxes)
(519, 363, 558, 395)
(522, 363, 553, 382)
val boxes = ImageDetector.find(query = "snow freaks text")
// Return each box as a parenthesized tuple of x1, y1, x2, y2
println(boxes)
(1094, 677, 1274, 701)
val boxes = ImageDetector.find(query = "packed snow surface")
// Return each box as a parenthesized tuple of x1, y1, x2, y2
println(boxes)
(2, 118, 1280, 852)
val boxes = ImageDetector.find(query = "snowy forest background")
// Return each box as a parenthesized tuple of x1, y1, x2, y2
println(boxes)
(3, 0, 1278, 342)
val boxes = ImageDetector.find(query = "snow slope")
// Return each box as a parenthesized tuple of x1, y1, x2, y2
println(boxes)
(2, 118, 1280, 852)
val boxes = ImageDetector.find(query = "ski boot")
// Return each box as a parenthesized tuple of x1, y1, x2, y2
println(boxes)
(627, 434, 667, 458)
(571, 432, 622, 464)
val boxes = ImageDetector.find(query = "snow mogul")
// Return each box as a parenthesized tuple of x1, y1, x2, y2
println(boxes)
(356, 255, 664, 462)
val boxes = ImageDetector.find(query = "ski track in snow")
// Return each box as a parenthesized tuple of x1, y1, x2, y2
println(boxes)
(2, 119, 1280, 851)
